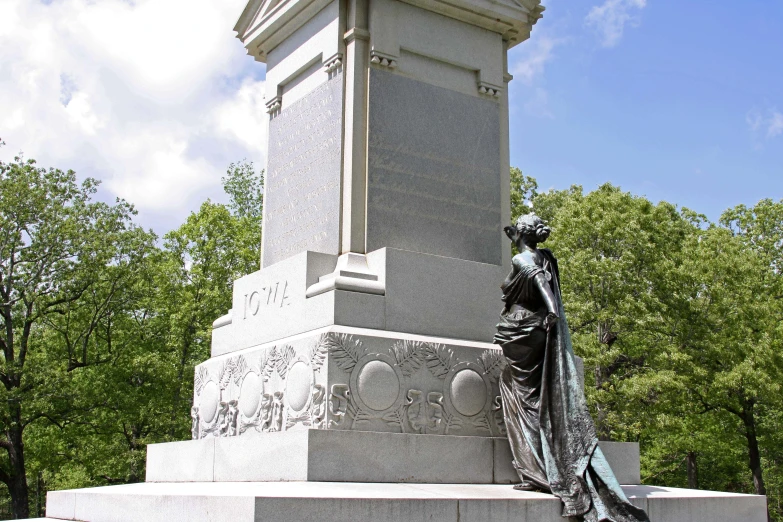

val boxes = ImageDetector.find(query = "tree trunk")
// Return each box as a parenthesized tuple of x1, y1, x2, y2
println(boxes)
(741, 401, 766, 495)
(593, 365, 611, 441)
(686, 451, 698, 489)
(6, 412, 29, 519)
(740, 400, 770, 522)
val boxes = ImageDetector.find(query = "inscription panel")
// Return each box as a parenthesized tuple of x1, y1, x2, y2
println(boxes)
(367, 69, 502, 265)
(263, 74, 343, 267)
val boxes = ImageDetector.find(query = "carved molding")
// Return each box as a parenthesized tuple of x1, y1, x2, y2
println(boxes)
(477, 81, 502, 98)
(265, 95, 282, 116)
(370, 51, 398, 69)
(323, 53, 343, 73)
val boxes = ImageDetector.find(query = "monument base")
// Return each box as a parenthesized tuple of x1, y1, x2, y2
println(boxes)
(43, 482, 767, 522)
(145, 430, 641, 485)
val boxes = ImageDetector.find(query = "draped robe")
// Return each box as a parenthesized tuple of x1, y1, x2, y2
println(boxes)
(494, 249, 650, 522)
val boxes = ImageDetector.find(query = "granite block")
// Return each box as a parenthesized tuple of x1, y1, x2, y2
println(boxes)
(213, 430, 310, 482)
(146, 438, 215, 482)
(263, 74, 343, 267)
(307, 430, 494, 484)
(366, 69, 502, 265)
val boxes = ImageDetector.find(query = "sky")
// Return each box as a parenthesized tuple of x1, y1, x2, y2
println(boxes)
(0, 0, 781, 234)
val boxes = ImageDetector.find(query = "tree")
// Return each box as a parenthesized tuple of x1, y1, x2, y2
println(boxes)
(530, 183, 697, 439)
(22, 160, 265, 516)
(0, 152, 154, 518)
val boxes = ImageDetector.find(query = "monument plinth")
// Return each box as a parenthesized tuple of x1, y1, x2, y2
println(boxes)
(39, 0, 769, 519)
(194, 0, 542, 446)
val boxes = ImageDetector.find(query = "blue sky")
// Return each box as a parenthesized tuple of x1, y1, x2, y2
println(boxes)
(0, 0, 780, 231)
(509, 0, 783, 221)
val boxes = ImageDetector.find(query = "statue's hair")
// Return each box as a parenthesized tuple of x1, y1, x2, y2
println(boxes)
(515, 213, 546, 235)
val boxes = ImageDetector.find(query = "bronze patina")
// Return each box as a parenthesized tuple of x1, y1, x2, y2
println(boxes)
(495, 213, 650, 522)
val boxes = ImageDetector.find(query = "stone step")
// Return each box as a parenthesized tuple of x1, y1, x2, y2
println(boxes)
(146, 429, 640, 485)
(43, 481, 768, 522)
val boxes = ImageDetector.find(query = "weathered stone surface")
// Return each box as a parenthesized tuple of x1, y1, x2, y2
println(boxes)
(44, 482, 768, 522)
(145, 438, 215, 483)
(210, 248, 505, 356)
(197, 327, 507, 440)
(146, 429, 636, 485)
(263, 73, 343, 267)
(366, 69, 502, 265)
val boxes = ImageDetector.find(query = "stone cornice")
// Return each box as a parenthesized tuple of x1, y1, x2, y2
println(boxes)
(235, 0, 544, 62)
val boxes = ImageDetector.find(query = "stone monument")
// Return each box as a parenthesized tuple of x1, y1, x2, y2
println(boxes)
(39, 0, 769, 519)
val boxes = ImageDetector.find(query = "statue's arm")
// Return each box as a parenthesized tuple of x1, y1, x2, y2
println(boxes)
(502, 256, 522, 288)
(534, 273, 559, 330)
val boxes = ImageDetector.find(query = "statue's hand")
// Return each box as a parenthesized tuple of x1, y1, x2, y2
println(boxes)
(544, 312, 559, 331)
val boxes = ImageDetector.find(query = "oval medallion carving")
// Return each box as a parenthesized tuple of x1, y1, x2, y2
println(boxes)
(200, 381, 219, 423)
(449, 369, 487, 417)
(357, 360, 399, 411)
(239, 372, 262, 418)
(286, 361, 313, 412)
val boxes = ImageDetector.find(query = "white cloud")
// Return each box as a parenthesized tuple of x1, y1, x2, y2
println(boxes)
(746, 108, 783, 141)
(509, 33, 564, 119)
(511, 35, 562, 85)
(585, 0, 647, 48)
(767, 111, 783, 139)
(0, 0, 266, 231)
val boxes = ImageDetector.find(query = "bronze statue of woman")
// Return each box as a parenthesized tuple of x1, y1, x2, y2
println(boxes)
(495, 213, 649, 522)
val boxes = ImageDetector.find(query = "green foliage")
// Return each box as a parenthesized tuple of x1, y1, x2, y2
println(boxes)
(222, 160, 264, 221)
(0, 148, 264, 518)
(0, 151, 156, 518)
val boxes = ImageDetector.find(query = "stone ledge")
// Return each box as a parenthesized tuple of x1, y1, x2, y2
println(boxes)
(44, 482, 768, 522)
(146, 430, 640, 485)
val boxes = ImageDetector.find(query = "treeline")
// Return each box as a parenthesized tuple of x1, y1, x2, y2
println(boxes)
(0, 148, 263, 519)
(0, 149, 781, 520)
(510, 167, 783, 521)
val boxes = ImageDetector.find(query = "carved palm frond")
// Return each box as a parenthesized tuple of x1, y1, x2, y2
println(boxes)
(478, 350, 506, 382)
(231, 355, 249, 385)
(218, 362, 232, 390)
(391, 340, 424, 377)
(422, 343, 455, 379)
(275, 344, 297, 378)
(309, 335, 330, 372)
(444, 413, 463, 434)
(473, 413, 492, 433)
(194, 366, 210, 395)
(326, 334, 365, 373)
(381, 406, 406, 433)
(261, 346, 276, 382)
(348, 402, 373, 427)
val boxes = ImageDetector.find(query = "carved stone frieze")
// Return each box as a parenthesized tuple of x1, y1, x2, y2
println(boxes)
(193, 330, 506, 439)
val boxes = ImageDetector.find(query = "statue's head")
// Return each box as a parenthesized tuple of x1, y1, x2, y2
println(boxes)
(504, 213, 550, 244)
